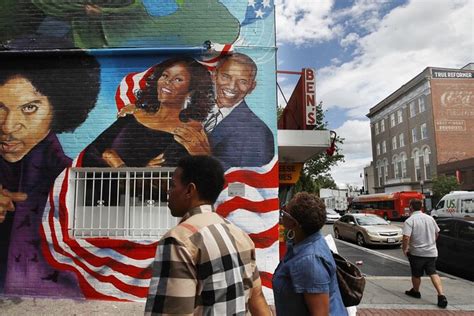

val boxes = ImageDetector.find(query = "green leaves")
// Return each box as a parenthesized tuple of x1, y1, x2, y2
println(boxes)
(432, 175, 460, 200)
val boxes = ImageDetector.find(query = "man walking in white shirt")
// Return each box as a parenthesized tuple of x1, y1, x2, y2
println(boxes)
(402, 199, 447, 308)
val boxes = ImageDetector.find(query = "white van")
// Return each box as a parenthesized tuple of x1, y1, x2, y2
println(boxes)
(431, 191, 474, 218)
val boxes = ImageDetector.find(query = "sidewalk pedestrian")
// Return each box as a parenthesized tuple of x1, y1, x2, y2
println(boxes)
(144, 155, 271, 315)
(273, 192, 347, 316)
(402, 198, 448, 308)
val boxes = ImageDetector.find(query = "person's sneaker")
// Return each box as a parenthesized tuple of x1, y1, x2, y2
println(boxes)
(405, 288, 421, 298)
(438, 295, 448, 308)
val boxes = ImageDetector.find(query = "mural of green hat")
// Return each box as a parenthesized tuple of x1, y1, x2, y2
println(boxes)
(18, 0, 241, 49)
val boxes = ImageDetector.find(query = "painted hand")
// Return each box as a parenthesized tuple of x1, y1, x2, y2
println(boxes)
(117, 104, 138, 118)
(0, 185, 27, 223)
(173, 121, 211, 156)
(147, 153, 166, 167)
(102, 149, 126, 168)
(85, 4, 102, 16)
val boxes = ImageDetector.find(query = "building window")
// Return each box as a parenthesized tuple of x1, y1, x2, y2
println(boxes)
(423, 147, 431, 180)
(382, 140, 387, 153)
(418, 97, 426, 113)
(409, 101, 416, 117)
(393, 155, 399, 179)
(413, 150, 421, 181)
(377, 162, 383, 186)
(399, 133, 405, 147)
(380, 119, 385, 132)
(70, 168, 176, 238)
(401, 152, 407, 178)
(390, 113, 396, 127)
(412, 128, 418, 143)
(384, 159, 389, 183)
(392, 136, 397, 150)
(375, 122, 379, 135)
(421, 123, 428, 139)
(397, 110, 403, 124)
(376, 143, 381, 156)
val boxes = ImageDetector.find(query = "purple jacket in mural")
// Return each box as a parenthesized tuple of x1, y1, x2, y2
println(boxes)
(0, 132, 82, 296)
(81, 115, 189, 168)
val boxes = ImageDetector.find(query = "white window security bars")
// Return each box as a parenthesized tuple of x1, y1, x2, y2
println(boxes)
(70, 167, 178, 239)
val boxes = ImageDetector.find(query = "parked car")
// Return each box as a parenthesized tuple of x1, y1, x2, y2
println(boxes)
(326, 208, 341, 224)
(333, 213, 402, 247)
(435, 217, 474, 281)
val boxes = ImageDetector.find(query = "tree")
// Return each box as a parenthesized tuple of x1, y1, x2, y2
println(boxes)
(432, 175, 460, 201)
(294, 172, 337, 194)
(293, 101, 345, 193)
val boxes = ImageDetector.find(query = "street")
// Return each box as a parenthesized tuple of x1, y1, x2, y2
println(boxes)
(321, 222, 466, 280)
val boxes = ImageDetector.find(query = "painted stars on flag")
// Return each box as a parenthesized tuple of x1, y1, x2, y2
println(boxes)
(241, 0, 274, 26)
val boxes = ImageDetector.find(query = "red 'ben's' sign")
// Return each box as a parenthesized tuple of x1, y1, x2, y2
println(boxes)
(304, 68, 316, 126)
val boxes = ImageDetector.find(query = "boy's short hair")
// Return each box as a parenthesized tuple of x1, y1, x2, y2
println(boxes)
(410, 199, 422, 211)
(177, 156, 225, 203)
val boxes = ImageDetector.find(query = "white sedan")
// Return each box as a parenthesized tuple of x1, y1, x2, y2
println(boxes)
(326, 208, 341, 224)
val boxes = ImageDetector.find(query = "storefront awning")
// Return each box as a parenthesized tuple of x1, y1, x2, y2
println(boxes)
(277, 130, 331, 163)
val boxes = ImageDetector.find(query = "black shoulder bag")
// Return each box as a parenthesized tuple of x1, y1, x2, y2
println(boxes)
(332, 252, 366, 307)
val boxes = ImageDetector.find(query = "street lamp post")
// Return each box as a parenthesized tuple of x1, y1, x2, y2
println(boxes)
(365, 173, 368, 194)
(420, 180, 425, 210)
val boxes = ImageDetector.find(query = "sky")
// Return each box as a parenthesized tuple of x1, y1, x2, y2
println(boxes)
(275, 0, 474, 189)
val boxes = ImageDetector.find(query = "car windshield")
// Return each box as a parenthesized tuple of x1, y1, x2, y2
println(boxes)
(327, 209, 337, 215)
(356, 216, 388, 226)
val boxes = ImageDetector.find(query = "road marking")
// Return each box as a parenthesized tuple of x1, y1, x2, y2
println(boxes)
(334, 237, 410, 265)
(332, 237, 470, 282)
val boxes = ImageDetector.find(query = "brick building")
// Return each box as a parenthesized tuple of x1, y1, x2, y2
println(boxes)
(366, 64, 474, 199)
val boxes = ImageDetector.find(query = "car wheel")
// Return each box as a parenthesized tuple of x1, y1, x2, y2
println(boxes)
(334, 228, 341, 239)
(356, 233, 365, 247)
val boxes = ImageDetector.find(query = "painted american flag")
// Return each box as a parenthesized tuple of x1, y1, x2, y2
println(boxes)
(41, 47, 279, 301)
(241, 0, 274, 26)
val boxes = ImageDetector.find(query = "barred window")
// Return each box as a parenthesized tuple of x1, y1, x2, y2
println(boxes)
(70, 167, 178, 238)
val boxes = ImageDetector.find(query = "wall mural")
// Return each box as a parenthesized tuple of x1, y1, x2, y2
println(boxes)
(0, 0, 278, 301)
(1, 0, 240, 49)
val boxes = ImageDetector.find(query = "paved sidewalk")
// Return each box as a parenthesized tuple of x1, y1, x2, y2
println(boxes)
(1, 275, 472, 315)
(358, 275, 474, 313)
(357, 309, 474, 315)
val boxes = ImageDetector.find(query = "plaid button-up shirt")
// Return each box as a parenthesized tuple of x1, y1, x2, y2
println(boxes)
(145, 205, 261, 315)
